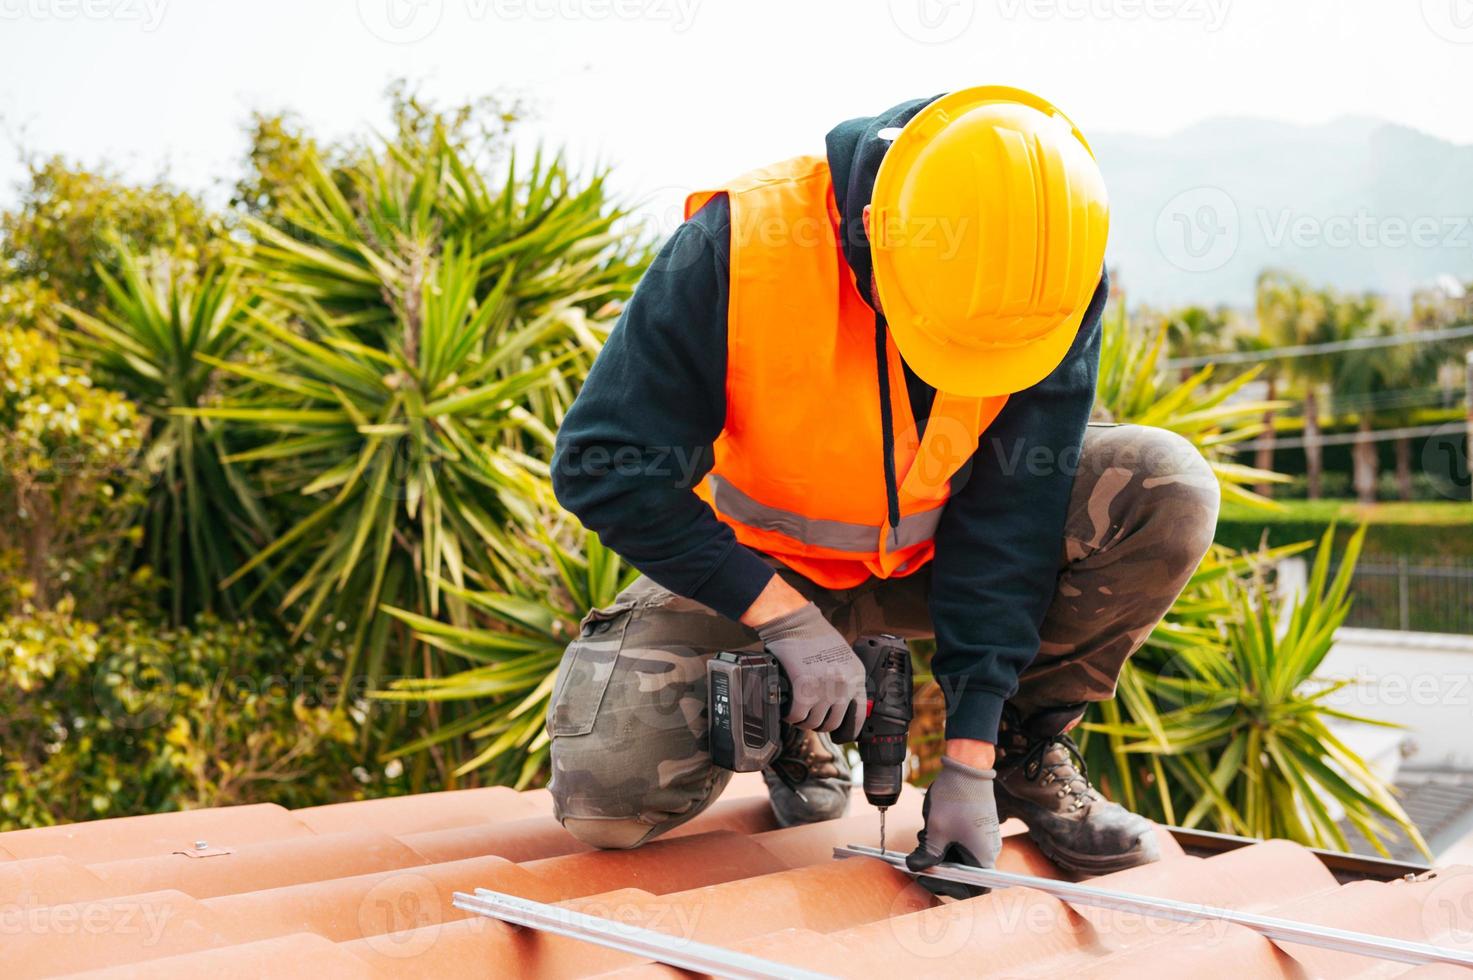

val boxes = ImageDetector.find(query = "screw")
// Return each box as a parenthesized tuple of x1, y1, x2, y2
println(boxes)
(194, 840, 208, 850)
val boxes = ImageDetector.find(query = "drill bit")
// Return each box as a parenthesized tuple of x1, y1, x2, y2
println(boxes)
(878, 806, 887, 854)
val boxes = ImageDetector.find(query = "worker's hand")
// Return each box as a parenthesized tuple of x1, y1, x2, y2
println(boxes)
(907, 757, 1001, 882)
(753, 601, 866, 742)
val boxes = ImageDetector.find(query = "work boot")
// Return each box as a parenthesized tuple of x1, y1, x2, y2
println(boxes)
(995, 705, 1160, 875)
(762, 723, 852, 827)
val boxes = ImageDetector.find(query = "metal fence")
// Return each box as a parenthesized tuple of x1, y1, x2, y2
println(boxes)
(1341, 556, 1473, 635)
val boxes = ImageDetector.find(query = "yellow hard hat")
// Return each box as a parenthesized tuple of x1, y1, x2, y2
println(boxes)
(869, 86, 1109, 398)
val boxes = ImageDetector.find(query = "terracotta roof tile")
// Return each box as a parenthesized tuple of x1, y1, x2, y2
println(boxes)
(0, 804, 310, 863)
(2, 770, 1470, 978)
(292, 787, 544, 837)
(68, 932, 385, 980)
(87, 831, 431, 900)
(0, 855, 114, 908)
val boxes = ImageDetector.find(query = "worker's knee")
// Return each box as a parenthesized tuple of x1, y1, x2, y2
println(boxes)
(549, 739, 732, 849)
(1076, 425, 1220, 570)
(1128, 427, 1221, 563)
(558, 816, 661, 850)
(545, 581, 749, 849)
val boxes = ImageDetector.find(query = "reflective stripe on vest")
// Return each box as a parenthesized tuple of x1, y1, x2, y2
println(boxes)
(708, 474, 944, 554)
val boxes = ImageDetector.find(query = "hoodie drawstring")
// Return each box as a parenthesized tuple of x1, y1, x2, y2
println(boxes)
(874, 314, 901, 532)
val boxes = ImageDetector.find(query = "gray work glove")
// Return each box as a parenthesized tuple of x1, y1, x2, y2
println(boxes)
(755, 602, 866, 742)
(907, 757, 1001, 897)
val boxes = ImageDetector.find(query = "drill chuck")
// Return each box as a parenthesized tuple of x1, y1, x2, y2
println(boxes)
(852, 635, 913, 811)
(860, 736, 906, 808)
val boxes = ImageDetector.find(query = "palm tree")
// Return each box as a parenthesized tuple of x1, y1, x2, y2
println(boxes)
(1160, 304, 1234, 381)
(1255, 271, 1332, 498)
(189, 127, 645, 783)
(1330, 294, 1397, 504)
(59, 247, 271, 621)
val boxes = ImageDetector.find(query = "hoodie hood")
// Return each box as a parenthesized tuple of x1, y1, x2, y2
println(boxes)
(825, 94, 945, 532)
(824, 94, 943, 308)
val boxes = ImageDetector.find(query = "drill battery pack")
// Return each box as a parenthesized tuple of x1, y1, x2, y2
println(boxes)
(707, 651, 783, 772)
(707, 636, 913, 795)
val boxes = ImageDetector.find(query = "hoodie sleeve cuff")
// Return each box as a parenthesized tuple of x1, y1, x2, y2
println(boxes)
(941, 684, 1007, 744)
(688, 541, 775, 622)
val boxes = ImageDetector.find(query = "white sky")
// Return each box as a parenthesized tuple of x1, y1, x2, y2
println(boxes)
(1, 0, 1470, 220)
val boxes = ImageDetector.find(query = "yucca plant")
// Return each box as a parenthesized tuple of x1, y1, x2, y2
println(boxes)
(58, 245, 271, 621)
(1082, 526, 1428, 857)
(185, 125, 643, 778)
(374, 525, 636, 788)
(1096, 305, 1289, 507)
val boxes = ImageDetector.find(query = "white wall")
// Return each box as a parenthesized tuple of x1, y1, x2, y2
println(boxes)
(1318, 628, 1473, 769)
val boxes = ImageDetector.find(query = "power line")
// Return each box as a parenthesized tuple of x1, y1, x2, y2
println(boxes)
(1330, 388, 1459, 412)
(1165, 323, 1473, 370)
(1229, 422, 1462, 452)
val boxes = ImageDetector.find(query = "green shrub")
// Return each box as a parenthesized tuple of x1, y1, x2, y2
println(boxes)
(0, 609, 378, 828)
(0, 325, 147, 615)
(1215, 499, 1473, 559)
(1082, 529, 1425, 857)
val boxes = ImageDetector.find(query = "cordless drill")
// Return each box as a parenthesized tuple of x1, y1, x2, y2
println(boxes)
(708, 634, 914, 850)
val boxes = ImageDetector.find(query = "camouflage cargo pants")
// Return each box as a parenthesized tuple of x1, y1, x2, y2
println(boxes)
(546, 424, 1220, 848)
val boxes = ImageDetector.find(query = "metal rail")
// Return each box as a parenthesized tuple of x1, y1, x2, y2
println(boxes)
(452, 888, 835, 980)
(835, 844, 1473, 968)
(1164, 824, 1430, 883)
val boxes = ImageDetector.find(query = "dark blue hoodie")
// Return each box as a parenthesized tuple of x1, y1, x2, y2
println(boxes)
(552, 97, 1107, 743)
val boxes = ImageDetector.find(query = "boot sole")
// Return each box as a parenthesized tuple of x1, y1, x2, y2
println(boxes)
(1028, 832, 1159, 876)
(996, 790, 1160, 877)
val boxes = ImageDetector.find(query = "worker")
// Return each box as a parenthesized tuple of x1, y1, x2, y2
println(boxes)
(547, 87, 1220, 877)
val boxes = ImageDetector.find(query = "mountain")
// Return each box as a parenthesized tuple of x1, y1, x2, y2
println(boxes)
(1092, 116, 1473, 308)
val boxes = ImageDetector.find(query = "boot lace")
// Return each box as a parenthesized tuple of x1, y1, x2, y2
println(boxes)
(770, 724, 816, 790)
(1020, 732, 1095, 812)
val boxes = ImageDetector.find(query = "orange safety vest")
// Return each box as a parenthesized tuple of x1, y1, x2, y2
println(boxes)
(686, 156, 1011, 590)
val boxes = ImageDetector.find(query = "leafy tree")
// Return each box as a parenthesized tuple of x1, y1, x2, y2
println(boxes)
(0, 609, 366, 829)
(1, 157, 226, 311)
(0, 326, 145, 615)
(232, 80, 525, 224)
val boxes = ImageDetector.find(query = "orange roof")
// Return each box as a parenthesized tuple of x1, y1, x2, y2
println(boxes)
(2, 773, 1471, 978)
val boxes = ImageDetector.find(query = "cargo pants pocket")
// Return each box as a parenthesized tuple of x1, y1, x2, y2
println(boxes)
(546, 602, 634, 737)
